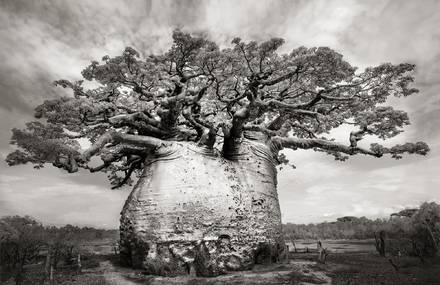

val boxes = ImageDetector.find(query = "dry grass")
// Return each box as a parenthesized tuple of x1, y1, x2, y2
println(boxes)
(325, 253, 440, 285)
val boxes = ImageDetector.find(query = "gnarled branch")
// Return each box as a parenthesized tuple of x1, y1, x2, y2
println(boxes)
(272, 136, 430, 160)
(272, 136, 381, 157)
(79, 131, 166, 163)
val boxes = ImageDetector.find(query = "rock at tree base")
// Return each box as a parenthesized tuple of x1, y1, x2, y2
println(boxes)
(119, 140, 284, 276)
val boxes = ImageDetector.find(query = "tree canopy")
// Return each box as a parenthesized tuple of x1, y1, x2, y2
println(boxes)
(6, 29, 429, 188)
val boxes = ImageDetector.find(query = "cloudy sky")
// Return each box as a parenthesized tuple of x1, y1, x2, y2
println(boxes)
(0, 0, 439, 228)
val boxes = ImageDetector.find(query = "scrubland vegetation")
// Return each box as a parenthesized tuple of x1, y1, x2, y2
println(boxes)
(0, 216, 116, 285)
(1, 201, 439, 284)
(285, 202, 440, 258)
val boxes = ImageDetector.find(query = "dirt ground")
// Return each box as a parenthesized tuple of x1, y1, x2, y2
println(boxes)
(81, 258, 331, 285)
(87, 253, 439, 285)
(6, 251, 439, 284)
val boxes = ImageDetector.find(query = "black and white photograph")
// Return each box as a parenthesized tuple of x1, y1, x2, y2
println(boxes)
(0, 1, 439, 284)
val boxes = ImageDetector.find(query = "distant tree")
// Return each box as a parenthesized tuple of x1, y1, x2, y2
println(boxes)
(45, 225, 82, 269)
(5, 29, 430, 274)
(390, 208, 418, 218)
(410, 202, 440, 257)
(0, 216, 45, 285)
(336, 216, 358, 223)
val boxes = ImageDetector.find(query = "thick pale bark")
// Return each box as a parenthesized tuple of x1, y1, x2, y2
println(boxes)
(119, 139, 284, 276)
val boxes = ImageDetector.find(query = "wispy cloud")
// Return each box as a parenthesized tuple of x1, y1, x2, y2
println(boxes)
(0, 0, 439, 226)
(0, 164, 128, 228)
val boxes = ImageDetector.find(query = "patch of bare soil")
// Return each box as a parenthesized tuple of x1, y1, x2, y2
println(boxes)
(91, 260, 331, 285)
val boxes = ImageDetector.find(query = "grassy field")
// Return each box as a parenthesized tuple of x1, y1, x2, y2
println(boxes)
(287, 239, 377, 254)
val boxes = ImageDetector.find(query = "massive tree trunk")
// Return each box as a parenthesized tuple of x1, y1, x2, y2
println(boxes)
(119, 134, 284, 276)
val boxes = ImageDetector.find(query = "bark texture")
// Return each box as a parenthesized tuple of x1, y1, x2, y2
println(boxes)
(119, 138, 284, 276)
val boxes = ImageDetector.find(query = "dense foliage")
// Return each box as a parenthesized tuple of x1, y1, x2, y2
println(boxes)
(6, 29, 429, 188)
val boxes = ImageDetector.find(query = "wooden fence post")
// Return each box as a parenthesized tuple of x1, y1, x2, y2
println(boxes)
(50, 265, 54, 285)
(44, 247, 51, 280)
(374, 231, 386, 257)
(77, 253, 82, 273)
(317, 241, 329, 263)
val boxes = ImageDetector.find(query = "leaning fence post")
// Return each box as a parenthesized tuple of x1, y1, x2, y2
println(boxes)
(45, 247, 51, 280)
(77, 253, 82, 273)
(317, 240, 328, 263)
(50, 264, 54, 285)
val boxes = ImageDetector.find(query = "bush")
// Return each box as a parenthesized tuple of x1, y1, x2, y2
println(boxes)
(0, 216, 45, 285)
(410, 202, 440, 257)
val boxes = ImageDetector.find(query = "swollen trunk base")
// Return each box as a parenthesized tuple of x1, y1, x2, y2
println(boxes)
(119, 140, 284, 276)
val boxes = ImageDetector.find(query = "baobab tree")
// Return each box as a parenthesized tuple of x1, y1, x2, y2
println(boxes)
(6, 30, 429, 276)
